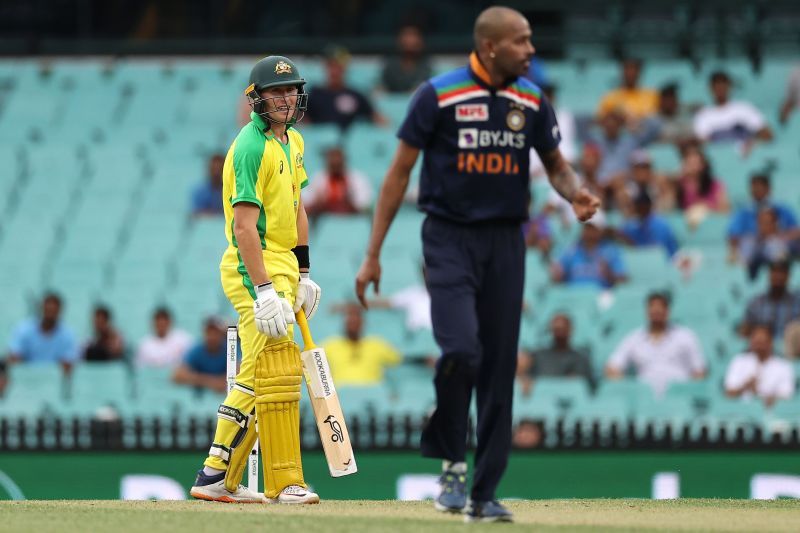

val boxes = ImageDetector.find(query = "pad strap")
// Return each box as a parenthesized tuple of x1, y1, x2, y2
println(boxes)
(217, 404, 249, 428)
(208, 443, 231, 464)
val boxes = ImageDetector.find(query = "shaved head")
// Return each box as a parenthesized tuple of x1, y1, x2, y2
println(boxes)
(474, 6, 528, 49)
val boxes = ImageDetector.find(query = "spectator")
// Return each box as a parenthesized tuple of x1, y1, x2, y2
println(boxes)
(738, 208, 800, 280)
(529, 84, 577, 179)
(365, 265, 431, 333)
(551, 212, 628, 289)
(740, 260, 800, 344)
(135, 307, 192, 368)
(674, 147, 729, 213)
(0, 360, 7, 397)
(589, 110, 658, 188)
(619, 191, 679, 258)
(322, 303, 401, 385)
(524, 211, 553, 259)
(725, 324, 795, 407)
(606, 292, 706, 396)
(83, 305, 125, 362)
(191, 153, 225, 216)
(7, 293, 78, 373)
(693, 70, 773, 145)
(617, 149, 675, 214)
(518, 314, 594, 395)
(779, 66, 800, 125)
(302, 146, 373, 217)
(380, 25, 432, 93)
(306, 48, 387, 130)
(728, 173, 798, 262)
(511, 420, 542, 449)
(597, 58, 659, 122)
(172, 317, 228, 393)
(654, 83, 697, 144)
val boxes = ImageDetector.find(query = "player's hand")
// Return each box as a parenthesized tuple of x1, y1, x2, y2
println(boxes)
(571, 187, 601, 222)
(294, 273, 322, 320)
(355, 255, 382, 309)
(253, 282, 295, 338)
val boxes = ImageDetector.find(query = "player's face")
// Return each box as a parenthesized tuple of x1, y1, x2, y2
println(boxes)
(261, 85, 299, 124)
(492, 17, 535, 78)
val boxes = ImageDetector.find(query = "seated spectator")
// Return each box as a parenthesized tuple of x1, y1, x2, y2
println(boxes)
(302, 146, 373, 217)
(674, 147, 729, 213)
(365, 265, 431, 333)
(323, 303, 401, 386)
(725, 324, 795, 407)
(518, 314, 594, 396)
(172, 317, 228, 393)
(380, 25, 432, 93)
(512, 420, 542, 449)
(191, 153, 225, 216)
(693, 70, 773, 145)
(619, 191, 679, 258)
(738, 208, 800, 280)
(617, 149, 675, 214)
(0, 360, 7, 397)
(551, 212, 628, 289)
(779, 66, 800, 125)
(606, 292, 706, 396)
(597, 58, 659, 122)
(135, 307, 192, 368)
(306, 48, 387, 130)
(728, 173, 798, 262)
(740, 260, 800, 348)
(83, 305, 125, 361)
(588, 110, 658, 189)
(524, 211, 553, 259)
(654, 83, 697, 143)
(7, 293, 77, 373)
(529, 83, 577, 179)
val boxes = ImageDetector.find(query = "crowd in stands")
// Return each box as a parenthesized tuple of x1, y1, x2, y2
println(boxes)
(3, 24, 800, 433)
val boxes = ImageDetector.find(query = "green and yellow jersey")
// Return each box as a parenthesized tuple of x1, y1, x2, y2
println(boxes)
(221, 111, 309, 297)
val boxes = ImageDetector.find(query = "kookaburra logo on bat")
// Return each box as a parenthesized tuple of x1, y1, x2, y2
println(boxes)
(324, 415, 345, 443)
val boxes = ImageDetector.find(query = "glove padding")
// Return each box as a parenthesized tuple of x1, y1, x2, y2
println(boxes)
(293, 273, 322, 320)
(253, 283, 295, 338)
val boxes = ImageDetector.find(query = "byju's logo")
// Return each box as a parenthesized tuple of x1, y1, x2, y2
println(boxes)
(324, 415, 345, 443)
(458, 128, 478, 149)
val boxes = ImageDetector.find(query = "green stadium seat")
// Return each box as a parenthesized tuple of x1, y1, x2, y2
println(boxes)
(3, 364, 65, 417)
(528, 377, 592, 411)
(596, 379, 655, 413)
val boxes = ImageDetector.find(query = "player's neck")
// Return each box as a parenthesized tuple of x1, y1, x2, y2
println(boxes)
(270, 124, 288, 143)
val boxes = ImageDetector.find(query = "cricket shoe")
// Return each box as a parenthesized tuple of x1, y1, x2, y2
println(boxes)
(463, 499, 513, 523)
(269, 484, 320, 505)
(189, 469, 267, 503)
(434, 470, 467, 513)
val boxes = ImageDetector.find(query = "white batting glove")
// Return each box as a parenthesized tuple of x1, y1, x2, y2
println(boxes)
(253, 282, 295, 338)
(293, 273, 322, 320)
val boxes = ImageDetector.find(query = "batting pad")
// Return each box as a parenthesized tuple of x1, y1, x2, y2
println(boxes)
(255, 340, 305, 498)
(204, 387, 256, 478)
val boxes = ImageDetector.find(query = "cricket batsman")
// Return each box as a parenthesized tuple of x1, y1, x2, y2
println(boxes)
(190, 55, 322, 504)
(355, 6, 600, 522)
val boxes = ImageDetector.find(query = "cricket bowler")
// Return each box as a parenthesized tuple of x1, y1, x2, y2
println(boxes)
(355, 6, 600, 522)
(190, 55, 322, 504)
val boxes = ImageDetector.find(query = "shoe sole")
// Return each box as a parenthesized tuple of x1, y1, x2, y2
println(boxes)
(434, 501, 465, 514)
(269, 496, 321, 505)
(189, 489, 265, 504)
(463, 515, 513, 523)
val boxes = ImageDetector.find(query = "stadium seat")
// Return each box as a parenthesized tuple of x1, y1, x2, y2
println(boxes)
(596, 379, 655, 413)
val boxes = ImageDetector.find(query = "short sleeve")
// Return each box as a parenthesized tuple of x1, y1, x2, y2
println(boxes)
(7, 321, 27, 355)
(693, 109, 712, 140)
(738, 102, 766, 131)
(724, 356, 749, 391)
(607, 332, 636, 371)
(397, 82, 438, 149)
(59, 328, 79, 363)
(231, 137, 265, 208)
(531, 95, 561, 156)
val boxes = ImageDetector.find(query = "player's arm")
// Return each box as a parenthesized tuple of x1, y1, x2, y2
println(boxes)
(233, 203, 270, 286)
(540, 148, 600, 222)
(355, 140, 420, 307)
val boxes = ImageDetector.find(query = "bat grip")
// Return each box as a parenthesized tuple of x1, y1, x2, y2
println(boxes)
(295, 311, 316, 350)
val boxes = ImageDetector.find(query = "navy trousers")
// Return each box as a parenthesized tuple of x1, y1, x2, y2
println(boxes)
(419, 215, 525, 502)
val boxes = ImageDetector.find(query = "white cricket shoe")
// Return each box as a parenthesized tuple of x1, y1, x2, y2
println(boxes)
(189, 469, 267, 503)
(269, 484, 320, 504)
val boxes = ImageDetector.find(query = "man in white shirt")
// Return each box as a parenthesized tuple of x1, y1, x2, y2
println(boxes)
(606, 292, 706, 396)
(693, 70, 773, 144)
(365, 265, 432, 332)
(135, 307, 193, 367)
(725, 324, 795, 407)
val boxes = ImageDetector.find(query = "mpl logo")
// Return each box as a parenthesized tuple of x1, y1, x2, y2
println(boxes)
(455, 104, 488, 122)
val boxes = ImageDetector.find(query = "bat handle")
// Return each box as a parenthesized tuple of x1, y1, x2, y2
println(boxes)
(295, 311, 316, 350)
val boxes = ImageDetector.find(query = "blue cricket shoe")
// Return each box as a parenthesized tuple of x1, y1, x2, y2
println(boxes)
(463, 499, 514, 523)
(434, 470, 467, 513)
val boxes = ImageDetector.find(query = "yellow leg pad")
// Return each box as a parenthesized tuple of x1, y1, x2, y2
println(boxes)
(255, 340, 305, 499)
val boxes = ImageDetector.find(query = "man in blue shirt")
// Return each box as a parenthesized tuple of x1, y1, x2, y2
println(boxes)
(190, 153, 225, 216)
(553, 212, 629, 289)
(728, 173, 798, 261)
(7, 293, 78, 373)
(172, 317, 229, 394)
(620, 191, 679, 258)
(355, 6, 600, 522)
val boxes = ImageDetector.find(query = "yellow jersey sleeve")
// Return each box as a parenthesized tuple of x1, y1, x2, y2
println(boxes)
(231, 135, 268, 208)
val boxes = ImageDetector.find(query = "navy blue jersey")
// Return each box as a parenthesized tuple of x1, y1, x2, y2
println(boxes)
(398, 53, 561, 223)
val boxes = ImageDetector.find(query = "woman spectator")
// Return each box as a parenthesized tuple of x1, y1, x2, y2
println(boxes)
(675, 147, 729, 213)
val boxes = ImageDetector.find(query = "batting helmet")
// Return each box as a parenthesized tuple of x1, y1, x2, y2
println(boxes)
(245, 56, 308, 125)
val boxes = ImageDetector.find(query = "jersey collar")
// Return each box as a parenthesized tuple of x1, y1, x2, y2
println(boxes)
(468, 51, 517, 90)
(251, 111, 269, 134)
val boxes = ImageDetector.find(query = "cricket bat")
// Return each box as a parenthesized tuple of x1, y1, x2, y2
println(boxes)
(295, 311, 357, 477)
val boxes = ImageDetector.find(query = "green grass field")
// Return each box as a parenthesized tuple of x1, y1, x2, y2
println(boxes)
(2, 499, 799, 532)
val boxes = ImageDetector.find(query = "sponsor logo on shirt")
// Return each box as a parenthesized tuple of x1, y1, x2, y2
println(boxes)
(457, 129, 526, 149)
(455, 104, 489, 122)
